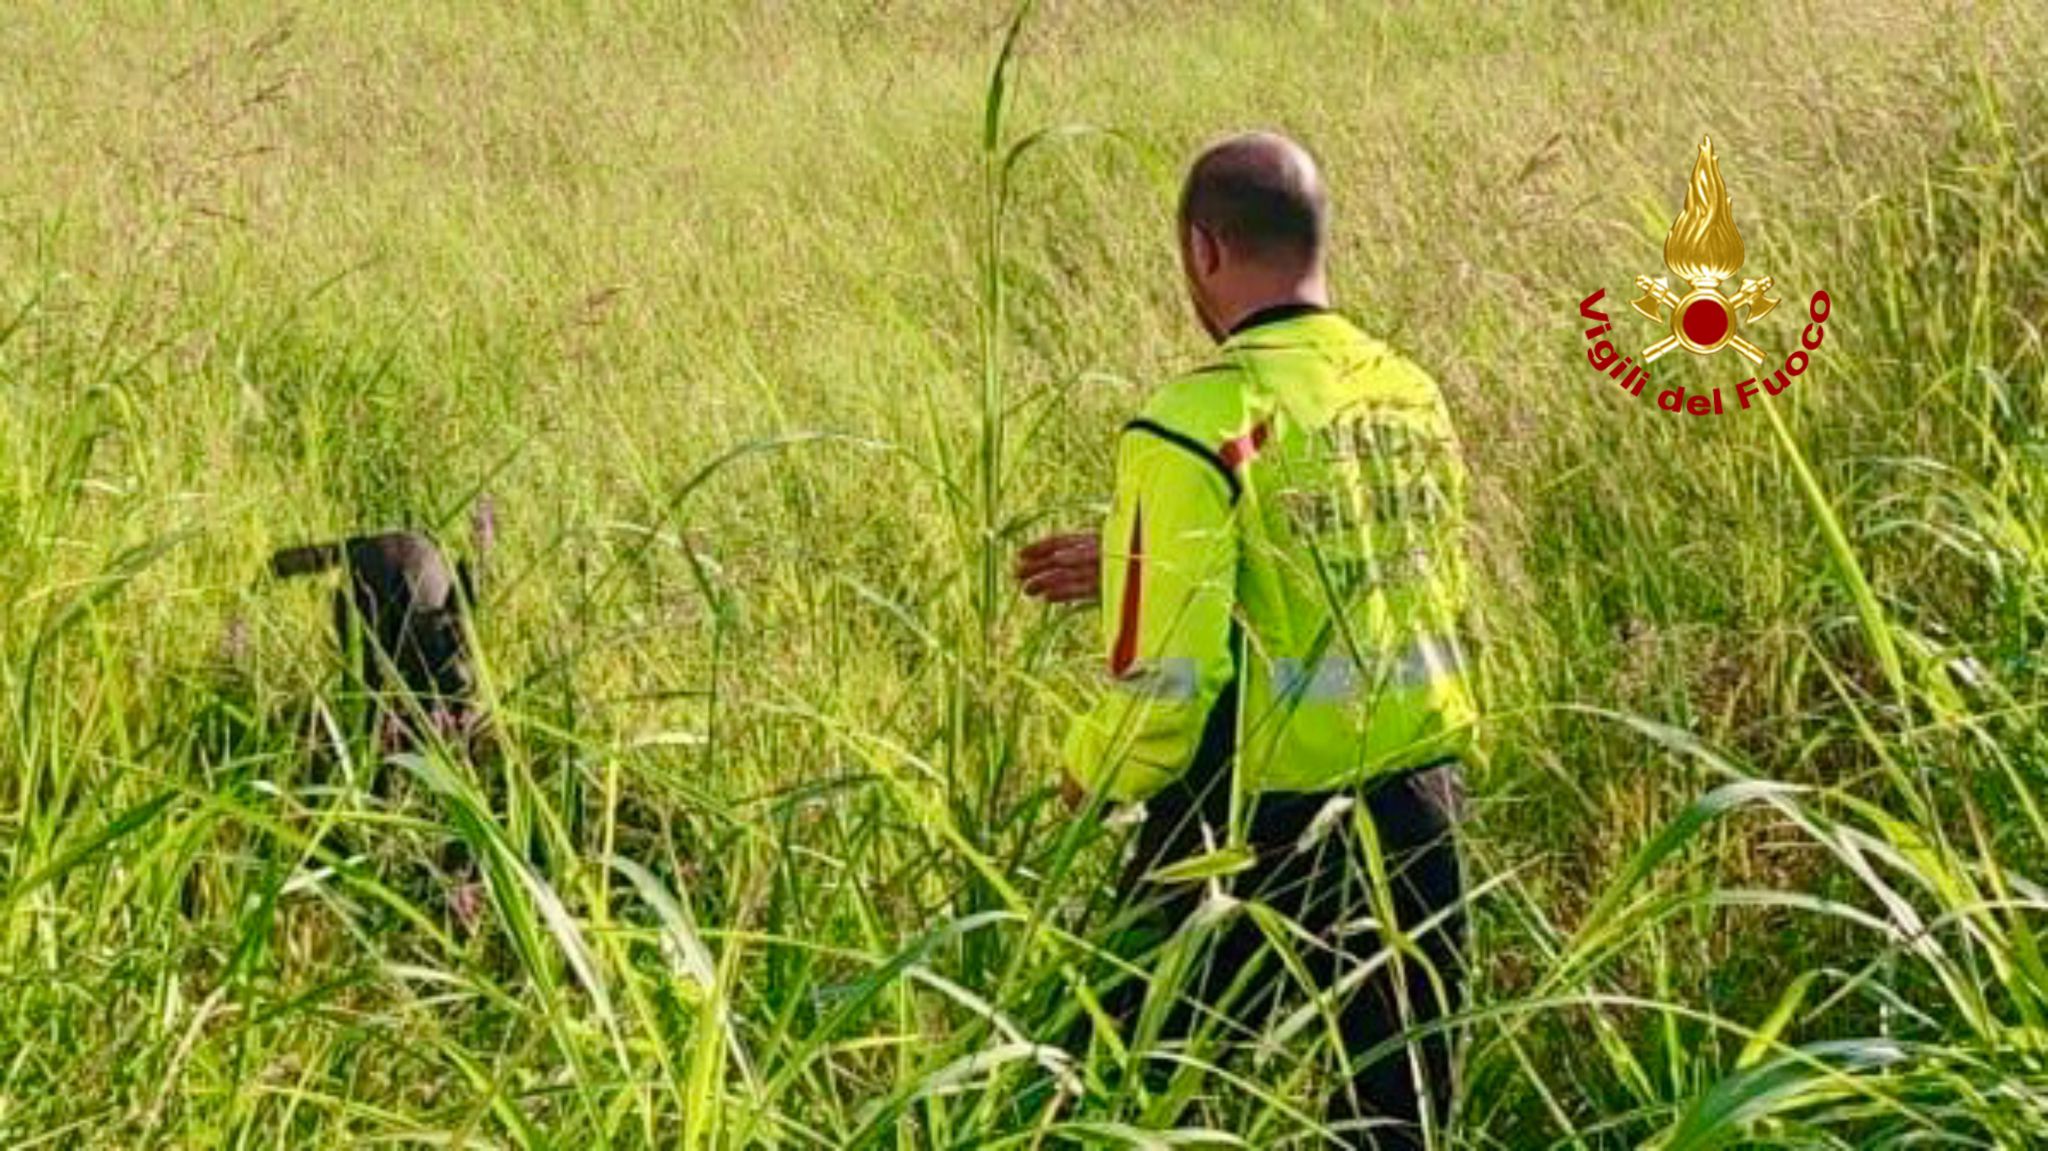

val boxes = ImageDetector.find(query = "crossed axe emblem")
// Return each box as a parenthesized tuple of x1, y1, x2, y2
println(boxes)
(1631, 274, 1779, 365)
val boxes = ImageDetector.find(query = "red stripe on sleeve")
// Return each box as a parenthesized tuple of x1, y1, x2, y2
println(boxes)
(1109, 507, 1144, 677)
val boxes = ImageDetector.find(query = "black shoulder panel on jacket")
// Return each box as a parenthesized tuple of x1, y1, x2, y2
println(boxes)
(1122, 418, 1242, 504)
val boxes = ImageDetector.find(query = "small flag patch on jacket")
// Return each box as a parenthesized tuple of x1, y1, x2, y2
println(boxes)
(1219, 423, 1270, 469)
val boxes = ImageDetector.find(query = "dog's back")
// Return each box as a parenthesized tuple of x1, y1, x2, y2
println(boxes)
(270, 531, 477, 748)
(272, 533, 458, 602)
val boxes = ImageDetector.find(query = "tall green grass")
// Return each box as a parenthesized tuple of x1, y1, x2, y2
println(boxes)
(2, 1, 2045, 1146)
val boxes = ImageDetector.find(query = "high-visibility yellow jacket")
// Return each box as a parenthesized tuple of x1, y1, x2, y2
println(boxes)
(1063, 306, 1475, 802)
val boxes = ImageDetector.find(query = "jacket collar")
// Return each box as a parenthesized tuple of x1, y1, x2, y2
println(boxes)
(1226, 301, 1329, 339)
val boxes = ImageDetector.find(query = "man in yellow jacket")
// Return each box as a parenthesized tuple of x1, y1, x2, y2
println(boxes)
(1017, 131, 1473, 1147)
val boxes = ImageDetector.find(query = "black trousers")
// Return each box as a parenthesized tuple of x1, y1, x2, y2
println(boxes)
(1106, 761, 1467, 1149)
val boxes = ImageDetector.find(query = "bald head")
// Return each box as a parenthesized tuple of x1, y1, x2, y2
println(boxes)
(1178, 132, 1328, 270)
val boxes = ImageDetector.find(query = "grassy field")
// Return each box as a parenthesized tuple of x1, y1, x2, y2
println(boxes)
(2, 1, 2045, 1146)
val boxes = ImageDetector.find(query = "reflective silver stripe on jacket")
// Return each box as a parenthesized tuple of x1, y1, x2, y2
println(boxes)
(1272, 636, 1462, 701)
(1110, 657, 1200, 701)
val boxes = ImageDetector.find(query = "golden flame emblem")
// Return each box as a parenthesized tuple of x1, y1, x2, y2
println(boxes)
(1664, 136, 1745, 287)
(1631, 135, 1780, 364)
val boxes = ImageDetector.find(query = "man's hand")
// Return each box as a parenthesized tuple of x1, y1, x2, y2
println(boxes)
(1015, 531, 1100, 605)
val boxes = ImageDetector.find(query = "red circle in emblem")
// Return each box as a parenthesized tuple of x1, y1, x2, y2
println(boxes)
(1680, 296, 1731, 347)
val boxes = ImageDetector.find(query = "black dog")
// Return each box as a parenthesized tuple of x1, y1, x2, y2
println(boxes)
(270, 531, 480, 752)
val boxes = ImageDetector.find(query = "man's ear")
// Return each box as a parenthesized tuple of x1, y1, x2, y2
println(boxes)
(1188, 224, 1224, 278)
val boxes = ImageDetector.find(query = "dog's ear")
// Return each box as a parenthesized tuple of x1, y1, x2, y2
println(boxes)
(456, 558, 477, 616)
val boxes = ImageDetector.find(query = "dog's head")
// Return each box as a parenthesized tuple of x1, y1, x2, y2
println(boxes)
(376, 559, 480, 745)
(371, 599, 483, 751)
(403, 601, 474, 701)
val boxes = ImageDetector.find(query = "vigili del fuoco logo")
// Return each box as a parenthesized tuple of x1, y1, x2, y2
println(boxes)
(1579, 135, 1832, 416)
